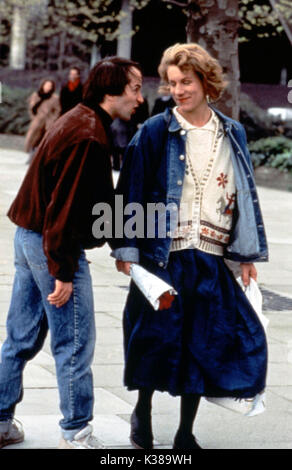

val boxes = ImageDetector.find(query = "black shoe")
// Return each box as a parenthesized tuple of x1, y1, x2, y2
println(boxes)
(173, 432, 202, 449)
(130, 409, 153, 449)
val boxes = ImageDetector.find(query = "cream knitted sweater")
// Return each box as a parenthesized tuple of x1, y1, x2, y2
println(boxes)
(170, 107, 236, 256)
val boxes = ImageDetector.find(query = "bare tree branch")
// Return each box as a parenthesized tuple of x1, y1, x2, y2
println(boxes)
(269, 0, 292, 44)
(161, 0, 189, 9)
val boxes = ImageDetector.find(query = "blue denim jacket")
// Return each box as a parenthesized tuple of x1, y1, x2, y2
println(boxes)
(113, 107, 268, 267)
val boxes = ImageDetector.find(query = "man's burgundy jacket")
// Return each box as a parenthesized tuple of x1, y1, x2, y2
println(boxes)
(8, 103, 115, 282)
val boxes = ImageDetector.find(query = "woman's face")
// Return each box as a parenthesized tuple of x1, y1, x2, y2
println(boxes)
(42, 81, 54, 94)
(167, 65, 207, 119)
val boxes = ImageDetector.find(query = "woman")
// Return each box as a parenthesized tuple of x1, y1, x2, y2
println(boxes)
(25, 78, 61, 162)
(114, 43, 268, 450)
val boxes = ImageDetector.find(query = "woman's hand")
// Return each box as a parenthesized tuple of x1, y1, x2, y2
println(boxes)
(116, 260, 132, 276)
(240, 263, 257, 287)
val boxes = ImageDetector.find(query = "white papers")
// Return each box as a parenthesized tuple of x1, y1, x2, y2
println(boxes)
(130, 264, 177, 310)
(236, 276, 269, 332)
(206, 392, 266, 417)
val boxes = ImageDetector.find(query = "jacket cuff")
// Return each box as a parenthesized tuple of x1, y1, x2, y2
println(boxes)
(110, 247, 139, 263)
(48, 263, 75, 282)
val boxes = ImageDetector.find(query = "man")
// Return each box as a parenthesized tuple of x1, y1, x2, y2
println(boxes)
(114, 43, 268, 449)
(60, 66, 83, 115)
(111, 99, 149, 171)
(151, 94, 175, 116)
(0, 57, 143, 449)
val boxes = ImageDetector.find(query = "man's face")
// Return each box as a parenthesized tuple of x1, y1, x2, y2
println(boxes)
(167, 65, 207, 118)
(69, 68, 80, 82)
(113, 67, 144, 121)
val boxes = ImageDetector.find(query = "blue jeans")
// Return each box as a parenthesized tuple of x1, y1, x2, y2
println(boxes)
(0, 227, 96, 432)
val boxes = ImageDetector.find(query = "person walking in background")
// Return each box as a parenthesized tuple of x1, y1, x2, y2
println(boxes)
(25, 78, 60, 163)
(0, 57, 143, 449)
(114, 43, 268, 450)
(60, 66, 83, 115)
(111, 99, 149, 171)
(151, 93, 175, 116)
(130, 98, 149, 132)
(111, 118, 131, 171)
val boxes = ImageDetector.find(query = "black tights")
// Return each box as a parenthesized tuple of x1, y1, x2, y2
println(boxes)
(177, 393, 201, 436)
(135, 389, 200, 436)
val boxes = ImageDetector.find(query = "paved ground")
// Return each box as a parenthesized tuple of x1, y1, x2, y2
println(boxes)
(0, 147, 292, 450)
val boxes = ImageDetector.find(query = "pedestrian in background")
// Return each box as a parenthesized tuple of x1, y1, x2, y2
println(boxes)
(114, 43, 268, 450)
(25, 78, 60, 163)
(0, 57, 143, 449)
(111, 118, 131, 171)
(130, 98, 149, 132)
(60, 66, 83, 115)
(111, 99, 149, 171)
(151, 93, 175, 116)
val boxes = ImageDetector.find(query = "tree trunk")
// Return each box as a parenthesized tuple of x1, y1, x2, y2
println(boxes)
(117, 0, 133, 59)
(186, 0, 240, 119)
(90, 44, 102, 68)
(58, 31, 67, 71)
(9, 5, 27, 70)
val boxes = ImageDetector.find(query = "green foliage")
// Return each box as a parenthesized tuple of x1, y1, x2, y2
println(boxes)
(275, 0, 292, 26)
(239, 88, 292, 173)
(0, 0, 156, 69)
(2, 0, 291, 69)
(239, 0, 282, 41)
(24, 0, 121, 69)
(249, 136, 292, 172)
(45, 0, 118, 42)
(0, 85, 32, 135)
(0, 0, 124, 68)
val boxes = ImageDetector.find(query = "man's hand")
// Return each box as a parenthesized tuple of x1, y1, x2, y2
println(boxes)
(240, 263, 257, 287)
(116, 260, 132, 276)
(47, 280, 73, 308)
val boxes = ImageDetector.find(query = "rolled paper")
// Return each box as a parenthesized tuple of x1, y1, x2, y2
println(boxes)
(130, 264, 177, 311)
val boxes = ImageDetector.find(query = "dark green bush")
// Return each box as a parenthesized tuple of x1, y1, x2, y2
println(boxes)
(0, 84, 33, 135)
(249, 136, 292, 172)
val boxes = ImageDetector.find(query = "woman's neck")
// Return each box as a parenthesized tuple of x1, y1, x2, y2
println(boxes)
(177, 102, 211, 128)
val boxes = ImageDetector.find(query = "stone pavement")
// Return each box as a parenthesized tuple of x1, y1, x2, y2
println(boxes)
(0, 147, 292, 450)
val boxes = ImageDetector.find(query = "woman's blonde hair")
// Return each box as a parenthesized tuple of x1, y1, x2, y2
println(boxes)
(158, 43, 228, 102)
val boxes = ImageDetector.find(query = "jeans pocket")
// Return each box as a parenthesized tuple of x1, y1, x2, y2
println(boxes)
(23, 230, 48, 269)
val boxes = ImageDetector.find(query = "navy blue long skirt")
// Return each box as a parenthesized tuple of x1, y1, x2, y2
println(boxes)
(123, 249, 268, 398)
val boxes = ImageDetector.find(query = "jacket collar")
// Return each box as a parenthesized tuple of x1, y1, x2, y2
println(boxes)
(164, 105, 239, 134)
(209, 105, 240, 133)
(82, 100, 113, 128)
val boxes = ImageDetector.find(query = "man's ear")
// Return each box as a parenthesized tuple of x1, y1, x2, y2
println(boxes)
(103, 94, 116, 105)
(101, 94, 118, 119)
